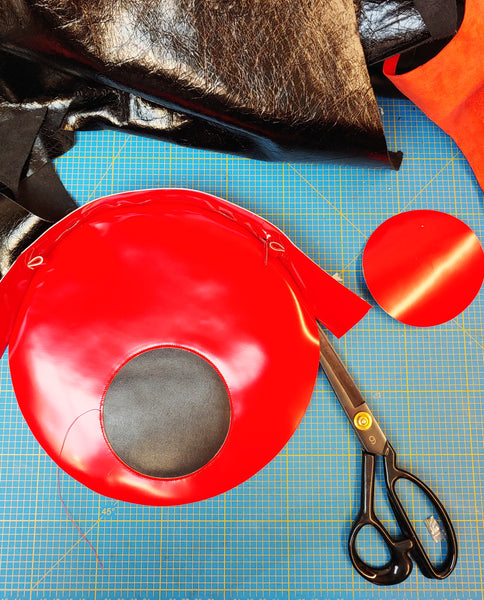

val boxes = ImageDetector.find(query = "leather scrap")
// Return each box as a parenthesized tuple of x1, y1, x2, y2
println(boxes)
(384, 0, 484, 192)
(358, 0, 430, 65)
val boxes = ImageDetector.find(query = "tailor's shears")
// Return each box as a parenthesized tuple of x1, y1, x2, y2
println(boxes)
(317, 324, 458, 586)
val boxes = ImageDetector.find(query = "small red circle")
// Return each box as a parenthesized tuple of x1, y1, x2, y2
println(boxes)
(362, 210, 484, 327)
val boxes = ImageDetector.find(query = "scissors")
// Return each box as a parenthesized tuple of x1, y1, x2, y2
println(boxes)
(317, 324, 458, 586)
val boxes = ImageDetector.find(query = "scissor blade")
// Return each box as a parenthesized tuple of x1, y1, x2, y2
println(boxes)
(317, 323, 387, 455)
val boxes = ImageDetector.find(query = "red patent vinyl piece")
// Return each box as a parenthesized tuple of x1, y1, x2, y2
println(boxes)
(384, 0, 484, 192)
(362, 210, 484, 327)
(0, 189, 370, 505)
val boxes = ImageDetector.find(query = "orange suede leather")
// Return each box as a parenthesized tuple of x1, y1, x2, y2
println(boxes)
(384, 0, 484, 192)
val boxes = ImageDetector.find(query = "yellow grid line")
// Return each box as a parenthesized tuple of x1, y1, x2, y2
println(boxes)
(402, 153, 458, 211)
(288, 164, 366, 238)
(85, 139, 129, 203)
(462, 309, 484, 597)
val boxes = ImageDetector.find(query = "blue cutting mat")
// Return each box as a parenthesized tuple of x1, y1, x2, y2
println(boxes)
(0, 97, 483, 600)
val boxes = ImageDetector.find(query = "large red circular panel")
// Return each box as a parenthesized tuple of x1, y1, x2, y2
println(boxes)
(362, 210, 484, 327)
(8, 189, 321, 505)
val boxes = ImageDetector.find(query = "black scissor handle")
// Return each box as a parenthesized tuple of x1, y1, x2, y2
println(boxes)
(348, 450, 414, 585)
(348, 445, 458, 585)
(382, 442, 458, 581)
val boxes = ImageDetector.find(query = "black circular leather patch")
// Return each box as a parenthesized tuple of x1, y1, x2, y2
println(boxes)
(102, 347, 231, 478)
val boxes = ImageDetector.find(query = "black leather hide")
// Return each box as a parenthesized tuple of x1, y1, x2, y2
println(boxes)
(0, 1, 402, 208)
(0, 0, 457, 273)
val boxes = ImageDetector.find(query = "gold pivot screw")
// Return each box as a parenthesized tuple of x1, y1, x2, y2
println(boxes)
(354, 411, 372, 431)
